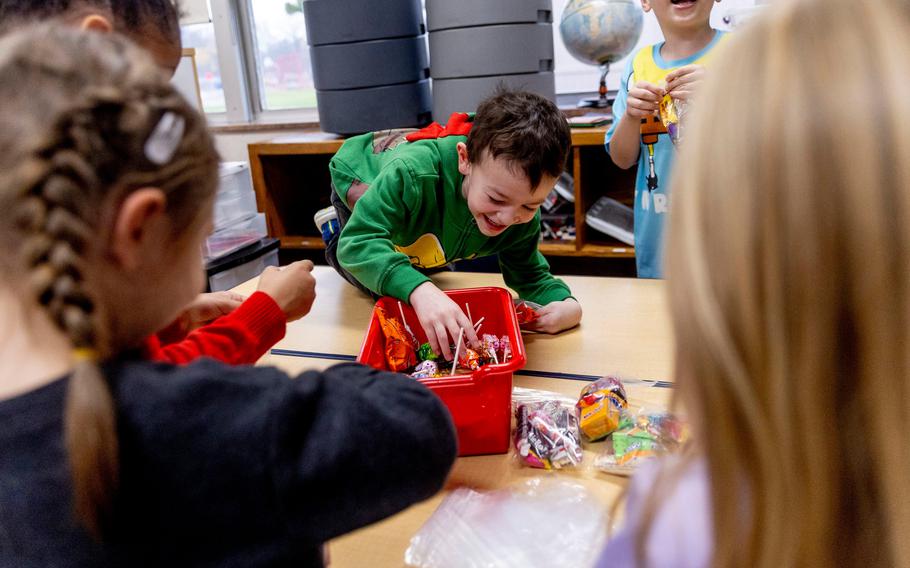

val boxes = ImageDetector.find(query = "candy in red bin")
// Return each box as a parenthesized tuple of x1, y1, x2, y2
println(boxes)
(410, 360, 439, 379)
(376, 306, 417, 372)
(500, 335, 512, 362)
(481, 334, 501, 364)
(513, 298, 542, 326)
(459, 348, 482, 371)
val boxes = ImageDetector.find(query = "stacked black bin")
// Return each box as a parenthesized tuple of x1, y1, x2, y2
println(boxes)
(426, 0, 556, 121)
(303, 0, 431, 134)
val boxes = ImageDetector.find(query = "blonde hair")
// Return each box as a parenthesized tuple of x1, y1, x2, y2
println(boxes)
(0, 24, 218, 537)
(657, 0, 910, 565)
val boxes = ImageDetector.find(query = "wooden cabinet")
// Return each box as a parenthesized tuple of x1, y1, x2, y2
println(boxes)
(247, 127, 636, 260)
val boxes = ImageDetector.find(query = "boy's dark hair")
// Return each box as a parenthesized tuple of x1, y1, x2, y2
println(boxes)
(466, 89, 571, 190)
(0, 0, 179, 38)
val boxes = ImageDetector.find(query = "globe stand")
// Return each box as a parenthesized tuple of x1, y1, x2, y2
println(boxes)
(577, 63, 611, 109)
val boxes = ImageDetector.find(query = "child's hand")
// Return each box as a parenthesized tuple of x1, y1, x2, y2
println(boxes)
(665, 65, 706, 102)
(181, 291, 245, 329)
(625, 81, 665, 119)
(159, 291, 245, 341)
(409, 282, 480, 361)
(257, 260, 317, 322)
(525, 299, 582, 334)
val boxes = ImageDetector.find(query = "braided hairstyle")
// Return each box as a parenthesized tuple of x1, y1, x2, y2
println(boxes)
(0, 23, 218, 538)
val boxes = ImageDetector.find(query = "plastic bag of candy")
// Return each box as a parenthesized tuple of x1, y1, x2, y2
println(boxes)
(659, 94, 688, 146)
(594, 408, 689, 476)
(576, 375, 629, 442)
(513, 388, 583, 470)
(512, 298, 542, 327)
(404, 478, 608, 568)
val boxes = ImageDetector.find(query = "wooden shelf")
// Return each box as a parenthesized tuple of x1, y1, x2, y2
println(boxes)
(248, 125, 636, 267)
(280, 236, 326, 250)
(580, 243, 635, 258)
(538, 241, 577, 256)
(569, 127, 608, 147)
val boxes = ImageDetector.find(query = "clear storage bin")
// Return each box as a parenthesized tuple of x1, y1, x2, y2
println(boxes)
(206, 238, 280, 292)
(204, 212, 267, 261)
(214, 162, 258, 231)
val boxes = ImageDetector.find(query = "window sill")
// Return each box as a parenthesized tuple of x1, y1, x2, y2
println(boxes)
(207, 108, 320, 134)
(206, 93, 612, 135)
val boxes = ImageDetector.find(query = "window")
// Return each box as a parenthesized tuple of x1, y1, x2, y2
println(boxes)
(179, 0, 317, 123)
(181, 23, 227, 114)
(248, 1, 316, 111)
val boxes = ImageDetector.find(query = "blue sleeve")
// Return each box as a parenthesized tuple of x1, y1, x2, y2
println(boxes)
(605, 57, 636, 154)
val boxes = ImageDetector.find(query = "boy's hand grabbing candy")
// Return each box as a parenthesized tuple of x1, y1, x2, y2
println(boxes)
(525, 299, 582, 334)
(257, 260, 317, 322)
(409, 281, 480, 361)
(625, 80, 666, 119)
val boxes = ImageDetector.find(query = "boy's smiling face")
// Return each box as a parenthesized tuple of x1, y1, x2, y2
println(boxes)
(642, 0, 719, 30)
(457, 143, 555, 237)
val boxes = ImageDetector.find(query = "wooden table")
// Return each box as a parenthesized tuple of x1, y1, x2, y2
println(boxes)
(237, 267, 675, 567)
(239, 267, 674, 380)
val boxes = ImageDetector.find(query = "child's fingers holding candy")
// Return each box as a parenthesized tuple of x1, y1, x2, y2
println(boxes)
(410, 282, 481, 361)
(257, 260, 317, 322)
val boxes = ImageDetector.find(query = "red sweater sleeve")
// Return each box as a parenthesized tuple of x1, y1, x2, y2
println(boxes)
(145, 291, 287, 365)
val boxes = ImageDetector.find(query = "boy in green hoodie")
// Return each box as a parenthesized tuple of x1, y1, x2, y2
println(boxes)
(324, 90, 583, 360)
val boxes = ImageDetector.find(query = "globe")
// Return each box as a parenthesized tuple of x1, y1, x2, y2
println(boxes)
(560, 0, 644, 67)
(559, 0, 644, 107)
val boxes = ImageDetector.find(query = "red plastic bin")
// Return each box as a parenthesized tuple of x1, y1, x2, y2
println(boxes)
(357, 287, 526, 456)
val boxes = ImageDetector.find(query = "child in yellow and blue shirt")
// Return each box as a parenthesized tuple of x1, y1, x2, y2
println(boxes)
(606, 0, 728, 278)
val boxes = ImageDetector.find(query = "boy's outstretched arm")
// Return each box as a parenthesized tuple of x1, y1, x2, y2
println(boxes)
(499, 220, 581, 334)
(525, 298, 582, 334)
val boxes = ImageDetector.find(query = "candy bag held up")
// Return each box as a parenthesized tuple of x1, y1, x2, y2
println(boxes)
(515, 399, 583, 470)
(513, 298, 542, 327)
(659, 94, 688, 146)
(376, 306, 417, 372)
(576, 375, 629, 442)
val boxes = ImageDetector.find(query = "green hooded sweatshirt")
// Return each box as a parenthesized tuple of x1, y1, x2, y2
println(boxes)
(329, 130, 572, 305)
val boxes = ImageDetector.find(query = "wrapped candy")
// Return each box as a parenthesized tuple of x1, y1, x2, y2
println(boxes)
(515, 399, 583, 470)
(500, 335, 512, 362)
(513, 299, 541, 326)
(459, 348, 482, 371)
(410, 360, 439, 379)
(376, 306, 417, 372)
(481, 334, 501, 364)
(417, 342, 437, 362)
(576, 376, 629, 441)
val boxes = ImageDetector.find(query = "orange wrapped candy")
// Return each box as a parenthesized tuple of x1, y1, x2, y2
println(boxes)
(376, 306, 417, 372)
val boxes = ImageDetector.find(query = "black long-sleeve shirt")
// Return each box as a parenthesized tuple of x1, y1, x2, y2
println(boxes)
(0, 359, 457, 567)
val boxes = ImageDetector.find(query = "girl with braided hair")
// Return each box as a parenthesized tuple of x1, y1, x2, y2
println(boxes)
(0, 24, 456, 567)
(0, 0, 316, 367)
